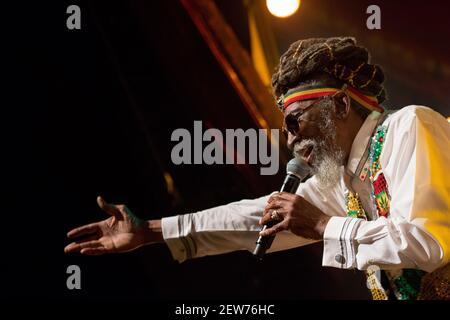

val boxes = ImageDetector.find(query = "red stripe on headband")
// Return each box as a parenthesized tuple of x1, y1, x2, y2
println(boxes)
(283, 90, 337, 109)
(346, 86, 378, 108)
(282, 85, 383, 113)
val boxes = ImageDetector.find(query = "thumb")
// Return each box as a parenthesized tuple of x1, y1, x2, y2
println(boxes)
(259, 221, 286, 237)
(97, 196, 121, 218)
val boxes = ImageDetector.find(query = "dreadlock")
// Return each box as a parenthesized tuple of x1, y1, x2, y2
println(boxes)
(272, 37, 386, 118)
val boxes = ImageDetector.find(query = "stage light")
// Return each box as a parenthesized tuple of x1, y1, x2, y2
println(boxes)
(266, 0, 300, 18)
(447, 117, 450, 123)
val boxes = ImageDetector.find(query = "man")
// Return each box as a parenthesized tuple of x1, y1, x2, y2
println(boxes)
(65, 37, 450, 300)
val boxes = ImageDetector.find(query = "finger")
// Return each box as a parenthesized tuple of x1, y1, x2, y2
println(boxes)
(271, 192, 296, 202)
(263, 199, 290, 217)
(259, 212, 272, 226)
(80, 247, 108, 255)
(65, 235, 98, 252)
(67, 223, 99, 239)
(259, 209, 286, 226)
(267, 192, 281, 203)
(97, 196, 121, 218)
(259, 220, 288, 237)
(267, 193, 293, 206)
(264, 198, 288, 210)
(64, 240, 103, 253)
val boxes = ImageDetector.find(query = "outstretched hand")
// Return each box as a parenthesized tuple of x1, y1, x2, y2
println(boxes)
(64, 196, 162, 255)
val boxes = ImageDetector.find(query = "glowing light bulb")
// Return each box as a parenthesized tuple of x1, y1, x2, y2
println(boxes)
(266, 0, 300, 18)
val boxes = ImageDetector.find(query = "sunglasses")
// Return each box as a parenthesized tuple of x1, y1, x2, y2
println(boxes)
(281, 96, 328, 138)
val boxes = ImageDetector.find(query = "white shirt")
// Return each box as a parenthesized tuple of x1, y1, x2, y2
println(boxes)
(161, 106, 450, 273)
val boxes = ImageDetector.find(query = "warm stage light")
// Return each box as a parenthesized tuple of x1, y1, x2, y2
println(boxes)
(266, 0, 300, 18)
(447, 117, 450, 123)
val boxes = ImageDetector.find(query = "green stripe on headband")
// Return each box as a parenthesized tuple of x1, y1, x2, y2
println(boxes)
(279, 84, 384, 113)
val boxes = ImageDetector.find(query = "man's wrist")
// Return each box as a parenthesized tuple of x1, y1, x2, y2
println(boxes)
(142, 219, 164, 245)
(318, 214, 331, 239)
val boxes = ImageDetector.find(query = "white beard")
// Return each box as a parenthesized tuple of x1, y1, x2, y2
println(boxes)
(312, 149, 344, 190)
(293, 104, 344, 190)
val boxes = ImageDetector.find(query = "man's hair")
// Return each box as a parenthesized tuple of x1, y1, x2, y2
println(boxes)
(272, 37, 387, 118)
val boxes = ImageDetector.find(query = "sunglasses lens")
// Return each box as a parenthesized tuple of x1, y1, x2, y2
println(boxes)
(283, 98, 321, 137)
(283, 121, 298, 137)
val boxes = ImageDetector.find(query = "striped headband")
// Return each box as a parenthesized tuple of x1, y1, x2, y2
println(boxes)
(279, 84, 384, 113)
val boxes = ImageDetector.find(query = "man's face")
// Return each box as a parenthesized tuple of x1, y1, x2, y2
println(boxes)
(283, 97, 344, 189)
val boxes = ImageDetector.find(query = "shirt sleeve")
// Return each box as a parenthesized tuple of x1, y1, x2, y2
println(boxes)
(161, 155, 352, 263)
(322, 106, 450, 272)
(161, 194, 317, 263)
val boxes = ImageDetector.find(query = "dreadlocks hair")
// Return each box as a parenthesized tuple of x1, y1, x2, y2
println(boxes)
(272, 37, 387, 119)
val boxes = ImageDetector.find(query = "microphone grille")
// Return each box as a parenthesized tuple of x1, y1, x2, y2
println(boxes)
(286, 158, 311, 180)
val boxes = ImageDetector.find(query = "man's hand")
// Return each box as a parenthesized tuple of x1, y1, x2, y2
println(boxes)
(64, 196, 164, 255)
(259, 192, 331, 240)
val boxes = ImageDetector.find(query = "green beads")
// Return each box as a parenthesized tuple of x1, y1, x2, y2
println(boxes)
(369, 125, 387, 175)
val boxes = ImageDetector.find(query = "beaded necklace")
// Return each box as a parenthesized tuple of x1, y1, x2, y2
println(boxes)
(346, 124, 425, 300)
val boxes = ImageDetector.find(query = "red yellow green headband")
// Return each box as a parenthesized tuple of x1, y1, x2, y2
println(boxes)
(280, 84, 384, 113)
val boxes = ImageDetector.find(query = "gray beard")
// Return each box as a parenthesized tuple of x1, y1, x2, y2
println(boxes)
(293, 103, 344, 190)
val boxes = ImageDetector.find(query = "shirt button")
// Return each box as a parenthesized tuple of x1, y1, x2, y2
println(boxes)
(335, 254, 346, 264)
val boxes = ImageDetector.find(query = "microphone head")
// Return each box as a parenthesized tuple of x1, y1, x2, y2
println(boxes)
(286, 158, 311, 180)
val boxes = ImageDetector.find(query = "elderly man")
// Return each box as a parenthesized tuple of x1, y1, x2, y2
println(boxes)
(64, 37, 450, 300)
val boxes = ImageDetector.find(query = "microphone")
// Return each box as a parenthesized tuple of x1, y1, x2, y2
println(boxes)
(253, 158, 311, 260)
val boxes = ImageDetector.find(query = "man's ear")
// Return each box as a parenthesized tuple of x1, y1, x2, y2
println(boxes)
(333, 92, 351, 120)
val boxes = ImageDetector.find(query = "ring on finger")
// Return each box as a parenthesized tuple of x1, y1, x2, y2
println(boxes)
(270, 210, 281, 221)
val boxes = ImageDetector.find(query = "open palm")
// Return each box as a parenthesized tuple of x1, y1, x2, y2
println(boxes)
(64, 196, 148, 255)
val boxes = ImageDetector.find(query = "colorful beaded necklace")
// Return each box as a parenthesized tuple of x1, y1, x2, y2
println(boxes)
(346, 124, 425, 300)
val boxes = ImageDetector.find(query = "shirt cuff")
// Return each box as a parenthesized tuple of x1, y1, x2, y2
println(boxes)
(161, 215, 196, 263)
(322, 216, 364, 269)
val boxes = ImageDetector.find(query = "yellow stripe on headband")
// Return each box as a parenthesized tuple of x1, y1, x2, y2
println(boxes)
(346, 86, 383, 113)
(282, 85, 384, 113)
(283, 87, 339, 109)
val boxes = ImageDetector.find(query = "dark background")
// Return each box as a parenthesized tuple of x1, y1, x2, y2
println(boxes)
(2, 0, 449, 302)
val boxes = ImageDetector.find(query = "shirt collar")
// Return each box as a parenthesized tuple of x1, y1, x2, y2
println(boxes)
(346, 111, 382, 175)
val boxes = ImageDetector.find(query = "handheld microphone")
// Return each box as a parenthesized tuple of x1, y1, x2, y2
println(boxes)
(253, 158, 311, 260)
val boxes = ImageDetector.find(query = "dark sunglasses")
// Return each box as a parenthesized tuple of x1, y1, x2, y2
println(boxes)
(282, 96, 328, 138)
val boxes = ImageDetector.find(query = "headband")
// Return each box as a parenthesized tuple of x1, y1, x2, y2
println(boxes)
(279, 84, 384, 113)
